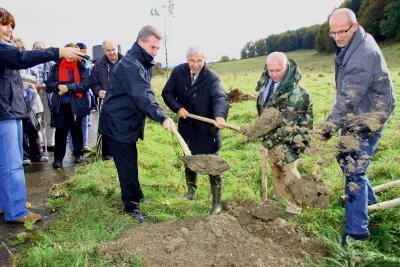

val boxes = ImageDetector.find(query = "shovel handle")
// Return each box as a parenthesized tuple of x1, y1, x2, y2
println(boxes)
(170, 126, 192, 156)
(187, 113, 241, 132)
(260, 150, 268, 201)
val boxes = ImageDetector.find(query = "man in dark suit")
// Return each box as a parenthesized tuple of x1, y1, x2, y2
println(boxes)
(162, 46, 229, 214)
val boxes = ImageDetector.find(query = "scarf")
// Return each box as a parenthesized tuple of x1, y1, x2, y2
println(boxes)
(58, 58, 83, 98)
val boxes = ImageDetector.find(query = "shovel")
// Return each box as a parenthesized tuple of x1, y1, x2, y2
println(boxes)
(260, 148, 268, 201)
(170, 126, 230, 176)
(186, 108, 281, 141)
(186, 113, 242, 132)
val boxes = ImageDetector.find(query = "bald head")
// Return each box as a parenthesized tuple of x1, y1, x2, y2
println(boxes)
(266, 52, 288, 82)
(329, 8, 357, 26)
(329, 8, 359, 48)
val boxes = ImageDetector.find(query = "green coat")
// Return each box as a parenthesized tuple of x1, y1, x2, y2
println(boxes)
(255, 59, 313, 164)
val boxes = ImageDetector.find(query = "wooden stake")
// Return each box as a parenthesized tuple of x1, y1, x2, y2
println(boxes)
(340, 179, 400, 202)
(368, 198, 400, 212)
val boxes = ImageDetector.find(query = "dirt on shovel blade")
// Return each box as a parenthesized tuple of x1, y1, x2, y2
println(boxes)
(241, 107, 282, 141)
(179, 154, 230, 176)
(287, 174, 330, 209)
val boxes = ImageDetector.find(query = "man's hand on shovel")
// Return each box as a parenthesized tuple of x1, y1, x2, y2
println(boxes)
(215, 117, 226, 129)
(162, 118, 176, 132)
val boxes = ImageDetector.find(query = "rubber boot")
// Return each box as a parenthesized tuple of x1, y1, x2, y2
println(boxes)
(179, 168, 197, 200)
(209, 175, 222, 215)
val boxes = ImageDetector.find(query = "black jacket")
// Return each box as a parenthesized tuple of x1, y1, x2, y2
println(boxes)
(45, 60, 90, 116)
(162, 63, 229, 154)
(99, 43, 168, 143)
(89, 53, 123, 97)
(0, 42, 58, 121)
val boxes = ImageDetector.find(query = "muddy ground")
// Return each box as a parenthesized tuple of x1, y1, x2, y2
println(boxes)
(97, 199, 326, 266)
(227, 89, 255, 103)
(179, 154, 230, 176)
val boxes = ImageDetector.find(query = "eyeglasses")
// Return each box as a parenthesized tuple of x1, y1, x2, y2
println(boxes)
(329, 24, 353, 37)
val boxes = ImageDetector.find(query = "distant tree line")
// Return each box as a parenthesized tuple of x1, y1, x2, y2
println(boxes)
(241, 0, 400, 58)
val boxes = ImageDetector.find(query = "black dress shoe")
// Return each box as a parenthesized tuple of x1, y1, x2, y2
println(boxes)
(74, 156, 83, 164)
(53, 160, 63, 169)
(102, 155, 113, 161)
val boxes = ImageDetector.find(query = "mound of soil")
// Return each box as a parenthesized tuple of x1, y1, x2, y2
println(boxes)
(179, 154, 230, 176)
(287, 174, 330, 209)
(97, 200, 326, 266)
(227, 89, 255, 103)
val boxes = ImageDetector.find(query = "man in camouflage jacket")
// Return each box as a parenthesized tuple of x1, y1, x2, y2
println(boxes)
(255, 52, 313, 217)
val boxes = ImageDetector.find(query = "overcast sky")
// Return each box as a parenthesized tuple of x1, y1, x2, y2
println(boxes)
(4, 0, 343, 65)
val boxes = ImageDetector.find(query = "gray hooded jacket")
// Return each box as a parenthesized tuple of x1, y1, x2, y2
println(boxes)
(326, 26, 396, 135)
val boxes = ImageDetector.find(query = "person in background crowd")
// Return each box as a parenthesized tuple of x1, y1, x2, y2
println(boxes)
(89, 40, 123, 161)
(68, 42, 93, 153)
(46, 43, 90, 169)
(34, 41, 56, 152)
(14, 38, 48, 165)
(0, 7, 83, 223)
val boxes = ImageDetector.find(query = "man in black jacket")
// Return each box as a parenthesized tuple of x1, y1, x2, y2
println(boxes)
(162, 46, 229, 214)
(89, 40, 123, 160)
(99, 25, 175, 223)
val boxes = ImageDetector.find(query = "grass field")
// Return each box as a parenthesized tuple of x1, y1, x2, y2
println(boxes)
(14, 43, 400, 266)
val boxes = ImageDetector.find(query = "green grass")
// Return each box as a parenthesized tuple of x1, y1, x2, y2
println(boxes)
(14, 43, 400, 266)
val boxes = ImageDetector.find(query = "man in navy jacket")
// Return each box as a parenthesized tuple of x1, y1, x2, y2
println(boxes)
(99, 25, 174, 223)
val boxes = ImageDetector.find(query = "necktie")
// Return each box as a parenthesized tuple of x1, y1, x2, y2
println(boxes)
(191, 73, 196, 84)
(263, 81, 275, 106)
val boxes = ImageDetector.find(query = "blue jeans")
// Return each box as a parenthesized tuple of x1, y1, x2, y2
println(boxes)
(0, 120, 30, 221)
(337, 132, 381, 236)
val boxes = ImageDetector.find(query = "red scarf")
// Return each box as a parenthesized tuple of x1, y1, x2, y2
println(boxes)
(58, 58, 83, 98)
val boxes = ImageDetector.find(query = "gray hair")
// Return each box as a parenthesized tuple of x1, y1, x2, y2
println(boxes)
(329, 8, 357, 25)
(32, 41, 45, 49)
(266, 52, 288, 66)
(186, 45, 205, 58)
(136, 25, 163, 42)
(102, 40, 117, 50)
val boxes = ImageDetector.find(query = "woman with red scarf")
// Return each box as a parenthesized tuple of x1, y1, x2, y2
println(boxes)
(46, 43, 90, 168)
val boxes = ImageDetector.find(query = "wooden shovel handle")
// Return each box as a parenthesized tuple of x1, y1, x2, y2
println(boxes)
(170, 126, 192, 156)
(260, 150, 268, 201)
(340, 179, 400, 202)
(186, 113, 241, 132)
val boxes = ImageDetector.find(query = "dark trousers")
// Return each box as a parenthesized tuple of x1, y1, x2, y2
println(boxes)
(102, 136, 112, 157)
(53, 104, 83, 162)
(22, 120, 41, 161)
(105, 136, 143, 212)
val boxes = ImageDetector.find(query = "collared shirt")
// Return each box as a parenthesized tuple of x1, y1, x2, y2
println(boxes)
(262, 79, 280, 103)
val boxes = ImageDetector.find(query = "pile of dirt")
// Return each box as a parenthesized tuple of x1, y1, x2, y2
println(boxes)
(227, 89, 255, 103)
(179, 154, 230, 176)
(287, 174, 330, 209)
(97, 200, 326, 266)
